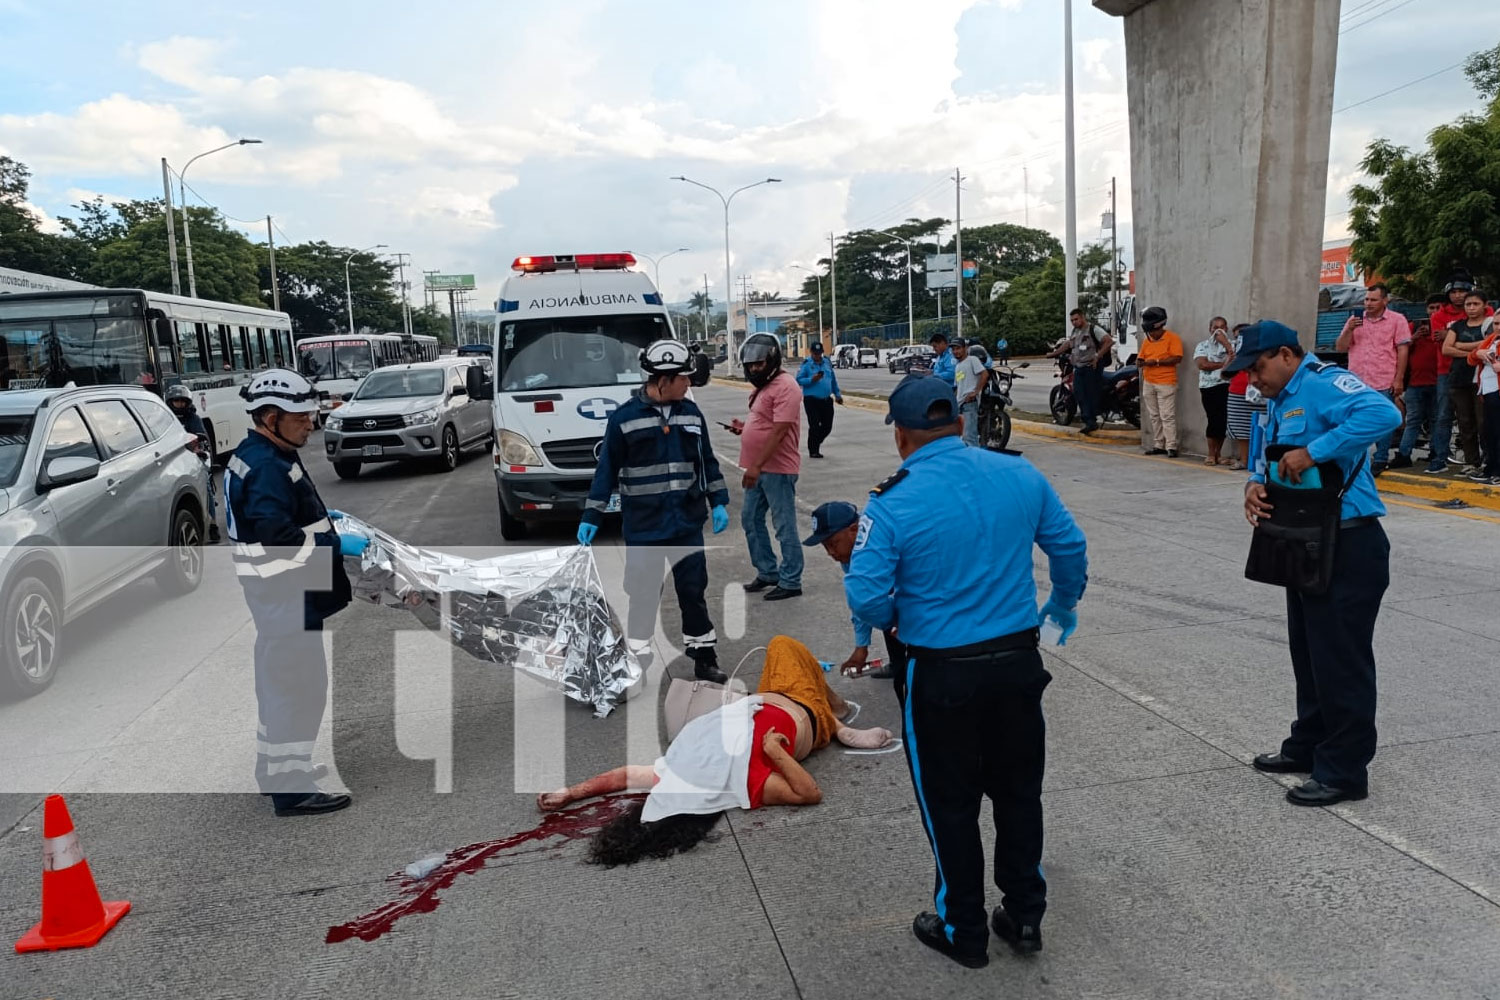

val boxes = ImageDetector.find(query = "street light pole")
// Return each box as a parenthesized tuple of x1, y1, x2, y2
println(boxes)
(878, 231, 916, 345)
(179, 138, 262, 298)
(671, 176, 780, 372)
(161, 158, 181, 295)
(1063, 0, 1079, 321)
(345, 243, 387, 334)
(633, 247, 691, 291)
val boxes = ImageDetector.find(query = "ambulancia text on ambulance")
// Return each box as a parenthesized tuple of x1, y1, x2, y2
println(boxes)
(465, 252, 675, 540)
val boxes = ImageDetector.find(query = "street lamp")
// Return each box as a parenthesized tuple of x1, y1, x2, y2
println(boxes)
(670, 175, 781, 372)
(345, 244, 387, 334)
(789, 264, 824, 343)
(633, 247, 691, 291)
(877, 231, 916, 346)
(179, 138, 262, 298)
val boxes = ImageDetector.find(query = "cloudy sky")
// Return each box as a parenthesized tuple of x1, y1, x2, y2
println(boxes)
(2, 0, 1496, 310)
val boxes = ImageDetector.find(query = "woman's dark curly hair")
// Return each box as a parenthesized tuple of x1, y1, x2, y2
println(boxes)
(587, 800, 721, 867)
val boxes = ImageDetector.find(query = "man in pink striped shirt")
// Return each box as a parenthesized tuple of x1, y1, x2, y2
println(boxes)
(1335, 283, 1411, 473)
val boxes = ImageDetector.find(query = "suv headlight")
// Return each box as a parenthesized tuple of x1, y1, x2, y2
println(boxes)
(325, 416, 342, 432)
(406, 407, 440, 427)
(498, 428, 542, 466)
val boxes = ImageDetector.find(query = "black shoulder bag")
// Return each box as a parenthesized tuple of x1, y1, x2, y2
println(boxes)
(1244, 442, 1363, 597)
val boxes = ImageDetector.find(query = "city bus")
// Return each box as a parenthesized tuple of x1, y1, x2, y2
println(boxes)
(296, 332, 440, 423)
(0, 287, 293, 462)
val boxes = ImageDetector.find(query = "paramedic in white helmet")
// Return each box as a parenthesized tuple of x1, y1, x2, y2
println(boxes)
(224, 369, 370, 817)
(578, 339, 732, 683)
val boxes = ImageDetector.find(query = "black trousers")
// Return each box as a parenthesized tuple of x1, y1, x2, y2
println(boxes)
(623, 530, 715, 654)
(883, 629, 907, 706)
(1074, 363, 1102, 428)
(902, 648, 1050, 952)
(1280, 521, 1389, 791)
(804, 396, 835, 455)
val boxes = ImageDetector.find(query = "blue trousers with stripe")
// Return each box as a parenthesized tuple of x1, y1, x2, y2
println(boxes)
(902, 650, 1050, 950)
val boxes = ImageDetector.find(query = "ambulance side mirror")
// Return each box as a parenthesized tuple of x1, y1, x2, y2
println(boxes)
(466, 366, 493, 401)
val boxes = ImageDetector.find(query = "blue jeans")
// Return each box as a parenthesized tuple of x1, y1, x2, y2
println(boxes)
(1074, 364, 1102, 428)
(1398, 384, 1439, 461)
(1429, 372, 1453, 466)
(1370, 388, 1395, 464)
(742, 472, 802, 589)
(959, 399, 980, 446)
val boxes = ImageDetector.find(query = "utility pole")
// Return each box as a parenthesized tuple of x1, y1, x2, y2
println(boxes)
(702, 273, 711, 346)
(954, 168, 965, 332)
(162, 159, 182, 296)
(1023, 166, 1030, 227)
(265, 216, 280, 312)
(1110, 177, 1119, 341)
(448, 289, 460, 344)
(829, 232, 838, 344)
(1063, 0, 1079, 322)
(393, 252, 413, 336)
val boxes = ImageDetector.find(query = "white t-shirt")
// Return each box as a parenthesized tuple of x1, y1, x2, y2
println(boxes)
(642, 695, 762, 822)
(953, 356, 987, 404)
(1480, 354, 1499, 395)
(1194, 332, 1230, 389)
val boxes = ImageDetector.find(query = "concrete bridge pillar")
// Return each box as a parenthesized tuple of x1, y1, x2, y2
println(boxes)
(1093, 0, 1341, 453)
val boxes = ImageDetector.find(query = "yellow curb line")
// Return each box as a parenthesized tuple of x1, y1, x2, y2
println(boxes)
(1374, 472, 1500, 513)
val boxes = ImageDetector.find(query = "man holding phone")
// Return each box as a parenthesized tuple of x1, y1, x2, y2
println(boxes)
(1335, 284, 1410, 474)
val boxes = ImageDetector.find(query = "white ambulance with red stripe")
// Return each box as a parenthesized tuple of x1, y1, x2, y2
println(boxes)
(465, 253, 676, 540)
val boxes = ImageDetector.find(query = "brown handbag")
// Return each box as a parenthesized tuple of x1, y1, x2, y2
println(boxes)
(663, 678, 747, 742)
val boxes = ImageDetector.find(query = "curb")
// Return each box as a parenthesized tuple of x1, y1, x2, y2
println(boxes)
(1013, 419, 1138, 446)
(1374, 470, 1500, 513)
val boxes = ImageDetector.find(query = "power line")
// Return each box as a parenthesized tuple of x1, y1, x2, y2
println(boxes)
(1340, 0, 1391, 20)
(1333, 59, 1464, 114)
(1341, 0, 1422, 34)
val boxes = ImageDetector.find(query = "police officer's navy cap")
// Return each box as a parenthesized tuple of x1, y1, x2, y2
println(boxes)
(1223, 320, 1300, 373)
(802, 500, 859, 546)
(885, 374, 960, 429)
(810, 341, 825, 352)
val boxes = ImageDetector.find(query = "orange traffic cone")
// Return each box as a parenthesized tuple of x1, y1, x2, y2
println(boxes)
(13, 794, 130, 953)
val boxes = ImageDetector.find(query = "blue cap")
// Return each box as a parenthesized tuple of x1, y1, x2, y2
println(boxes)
(1223, 320, 1300, 373)
(802, 500, 859, 546)
(885, 374, 959, 430)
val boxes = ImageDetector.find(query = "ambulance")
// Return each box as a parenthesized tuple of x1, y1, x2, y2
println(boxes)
(465, 252, 676, 540)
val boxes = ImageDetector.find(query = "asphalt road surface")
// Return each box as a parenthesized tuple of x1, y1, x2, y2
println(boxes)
(4, 384, 1500, 999)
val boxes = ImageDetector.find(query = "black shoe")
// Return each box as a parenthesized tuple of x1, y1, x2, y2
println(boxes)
(1081, 424, 1097, 435)
(274, 792, 352, 817)
(1371, 462, 1388, 477)
(692, 656, 729, 685)
(1251, 751, 1312, 774)
(763, 586, 802, 601)
(207, 523, 221, 544)
(810, 452, 825, 458)
(991, 908, 1043, 955)
(1146, 448, 1167, 455)
(1286, 779, 1367, 807)
(1388, 454, 1413, 469)
(743, 577, 777, 593)
(911, 913, 988, 969)
(1166, 449, 1179, 458)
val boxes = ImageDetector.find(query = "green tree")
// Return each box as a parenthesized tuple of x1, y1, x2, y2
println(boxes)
(993, 256, 1066, 354)
(0, 156, 91, 279)
(1349, 44, 1500, 296)
(82, 202, 261, 304)
(266, 241, 400, 334)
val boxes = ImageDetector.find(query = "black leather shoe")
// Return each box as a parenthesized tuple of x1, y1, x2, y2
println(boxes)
(1167, 449, 1179, 458)
(991, 908, 1043, 955)
(274, 792, 353, 817)
(763, 586, 802, 601)
(1146, 448, 1167, 455)
(692, 658, 729, 685)
(1286, 779, 1367, 807)
(743, 577, 777, 593)
(912, 912, 988, 968)
(1252, 752, 1311, 774)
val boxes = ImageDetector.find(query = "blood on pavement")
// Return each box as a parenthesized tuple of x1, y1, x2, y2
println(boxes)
(326, 794, 645, 944)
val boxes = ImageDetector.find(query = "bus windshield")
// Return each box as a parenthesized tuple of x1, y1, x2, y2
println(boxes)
(0, 294, 151, 389)
(498, 313, 669, 392)
(356, 369, 446, 399)
(299, 339, 376, 381)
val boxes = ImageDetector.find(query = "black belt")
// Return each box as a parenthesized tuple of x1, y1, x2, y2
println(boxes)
(1340, 516, 1377, 530)
(906, 627, 1040, 662)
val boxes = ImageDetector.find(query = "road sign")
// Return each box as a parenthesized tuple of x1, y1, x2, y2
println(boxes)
(425, 274, 476, 290)
(962, 260, 978, 279)
(925, 254, 956, 290)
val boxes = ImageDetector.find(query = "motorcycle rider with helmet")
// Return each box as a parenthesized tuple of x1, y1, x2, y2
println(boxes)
(166, 384, 221, 542)
(578, 339, 732, 683)
(728, 332, 805, 601)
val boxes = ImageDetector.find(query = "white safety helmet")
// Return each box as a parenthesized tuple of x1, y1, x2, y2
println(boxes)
(240, 368, 319, 413)
(639, 339, 693, 376)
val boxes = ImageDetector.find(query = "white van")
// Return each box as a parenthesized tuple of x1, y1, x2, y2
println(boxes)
(466, 252, 676, 540)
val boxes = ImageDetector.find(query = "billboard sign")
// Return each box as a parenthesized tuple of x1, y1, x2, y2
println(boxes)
(962, 260, 978, 279)
(925, 254, 957, 290)
(1320, 243, 1360, 285)
(426, 274, 476, 290)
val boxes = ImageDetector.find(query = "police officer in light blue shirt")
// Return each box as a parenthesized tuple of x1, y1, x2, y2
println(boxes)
(1232, 320, 1402, 808)
(844, 375, 1087, 967)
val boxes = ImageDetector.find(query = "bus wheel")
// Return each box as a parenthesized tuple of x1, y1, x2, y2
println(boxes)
(333, 460, 361, 480)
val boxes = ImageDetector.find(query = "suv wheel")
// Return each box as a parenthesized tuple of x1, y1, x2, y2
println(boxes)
(438, 425, 459, 473)
(158, 506, 205, 596)
(1, 576, 60, 696)
(333, 460, 361, 480)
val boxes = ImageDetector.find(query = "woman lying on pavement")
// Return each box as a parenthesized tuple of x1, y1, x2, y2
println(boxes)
(536, 635, 894, 865)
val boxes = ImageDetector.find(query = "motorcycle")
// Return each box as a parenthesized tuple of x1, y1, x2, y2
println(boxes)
(978, 362, 1028, 451)
(1050, 355, 1141, 429)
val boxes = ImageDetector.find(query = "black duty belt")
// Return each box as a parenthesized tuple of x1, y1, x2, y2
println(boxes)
(1340, 516, 1377, 530)
(906, 627, 1040, 663)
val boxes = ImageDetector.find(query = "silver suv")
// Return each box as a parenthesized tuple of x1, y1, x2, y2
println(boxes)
(322, 359, 493, 479)
(0, 386, 209, 696)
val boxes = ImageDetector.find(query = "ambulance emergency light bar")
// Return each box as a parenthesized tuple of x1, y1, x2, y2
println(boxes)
(511, 253, 637, 273)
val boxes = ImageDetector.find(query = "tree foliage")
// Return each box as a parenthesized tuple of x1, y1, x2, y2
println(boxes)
(0, 156, 92, 279)
(265, 240, 403, 334)
(1350, 45, 1500, 297)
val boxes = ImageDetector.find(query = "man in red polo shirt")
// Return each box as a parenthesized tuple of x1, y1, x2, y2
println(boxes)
(1391, 319, 1443, 469)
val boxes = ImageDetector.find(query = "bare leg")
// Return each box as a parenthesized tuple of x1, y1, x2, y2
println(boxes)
(536, 764, 657, 812)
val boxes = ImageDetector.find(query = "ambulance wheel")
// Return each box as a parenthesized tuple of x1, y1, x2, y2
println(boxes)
(499, 504, 528, 541)
(333, 460, 361, 480)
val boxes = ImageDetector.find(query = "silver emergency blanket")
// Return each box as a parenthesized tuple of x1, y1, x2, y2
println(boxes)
(333, 516, 640, 716)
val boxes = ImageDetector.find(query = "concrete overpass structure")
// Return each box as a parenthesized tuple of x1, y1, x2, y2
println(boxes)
(1094, 0, 1341, 452)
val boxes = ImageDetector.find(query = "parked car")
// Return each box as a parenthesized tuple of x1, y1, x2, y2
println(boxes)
(322, 359, 494, 479)
(855, 347, 879, 368)
(887, 345, 936, 374)
(0, 385, 210, 696)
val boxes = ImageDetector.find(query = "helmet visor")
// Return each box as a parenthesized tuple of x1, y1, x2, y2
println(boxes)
(740, 338, 778, 364)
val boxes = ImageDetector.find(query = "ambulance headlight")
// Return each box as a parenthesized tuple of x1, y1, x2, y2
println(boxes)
(498, 429, 542, 467)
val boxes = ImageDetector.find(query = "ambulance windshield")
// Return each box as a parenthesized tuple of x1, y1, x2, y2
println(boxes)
(497, 313, 670, 391)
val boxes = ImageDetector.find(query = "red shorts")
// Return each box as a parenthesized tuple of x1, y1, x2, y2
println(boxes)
(746, 704, 797, 809)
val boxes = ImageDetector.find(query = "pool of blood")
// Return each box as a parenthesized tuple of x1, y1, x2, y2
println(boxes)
(326, 794, 644, 944)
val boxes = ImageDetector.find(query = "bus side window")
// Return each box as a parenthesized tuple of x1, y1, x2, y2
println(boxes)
(266, 328, 283, 366)
(153, 317, 180, 375)
(228, 325, 247, 371)
(177, 320, 205, 374)
(282, 331, 294, 367)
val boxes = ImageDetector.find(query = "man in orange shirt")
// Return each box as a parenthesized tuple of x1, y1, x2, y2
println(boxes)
(1137, 306, 1184, 457)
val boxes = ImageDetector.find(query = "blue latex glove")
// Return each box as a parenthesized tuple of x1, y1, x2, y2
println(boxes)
(577, 522, 598, 546)
(711, 505, 729, 534)
(339, 533, 369, 558)
(1038, 598, 1078, 646)
(327, 509, 345, 520)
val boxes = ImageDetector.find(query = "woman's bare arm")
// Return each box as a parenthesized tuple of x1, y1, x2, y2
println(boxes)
(759, 731, 822, 805)
(537, 764, 657, 811)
